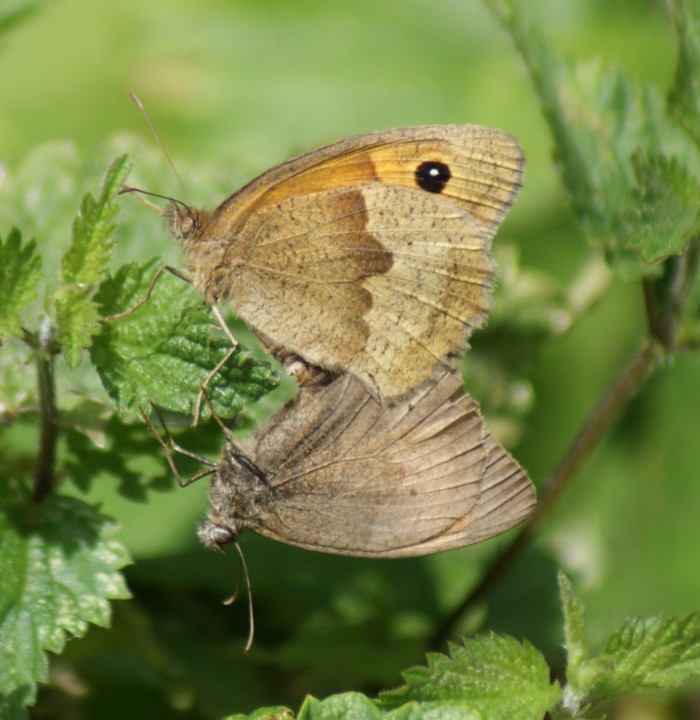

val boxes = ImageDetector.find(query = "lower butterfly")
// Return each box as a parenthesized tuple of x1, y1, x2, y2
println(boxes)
(198, 367, 535, 558)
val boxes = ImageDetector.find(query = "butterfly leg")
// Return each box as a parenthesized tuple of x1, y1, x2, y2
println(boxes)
(192, 304, 240, 427)
(139, 404, 214, 487)
(104, 264, 192, 323)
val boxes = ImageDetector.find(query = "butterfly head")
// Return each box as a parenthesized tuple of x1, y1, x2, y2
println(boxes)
(198, 445, 273, 553)
(197, 520, 236, 553)
(164, 201, 210, 244)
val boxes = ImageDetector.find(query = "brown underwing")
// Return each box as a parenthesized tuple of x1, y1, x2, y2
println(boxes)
(166, 125, 524, 401)
(198, 368, 535, 558)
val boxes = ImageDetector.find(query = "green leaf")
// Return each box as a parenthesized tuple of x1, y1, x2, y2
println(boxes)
(0, 229, 42, 343)
(60, 154, 129, 286)
(559, 573, 589, 691)
(225, 708, 295, 720)
(53, 284, 101, 368)
(591, 614, 700, 699)
(668, 0, 700, 147)
(296, 692, 480, 720)
(625, 151, 700, 263)
(488, 0, 699, 277)
(379, 636, 560, 720)
(558, 573, 602, 717)
(54, 155, 131, 368)
(91, 258, 278, 419)
(0, 479, 131, 715)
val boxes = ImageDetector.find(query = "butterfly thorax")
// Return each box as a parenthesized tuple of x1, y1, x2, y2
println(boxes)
(165, 202, 230, 304)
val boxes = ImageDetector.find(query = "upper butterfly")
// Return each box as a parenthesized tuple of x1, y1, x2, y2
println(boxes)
(166, 125, 524, 401)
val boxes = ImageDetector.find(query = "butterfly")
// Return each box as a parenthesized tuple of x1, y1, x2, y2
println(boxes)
(198, 367, 535, 558)
(165, 125, 524, 401)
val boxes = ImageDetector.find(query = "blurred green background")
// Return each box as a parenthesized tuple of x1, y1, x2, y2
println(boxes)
(2, 0, 699, 717)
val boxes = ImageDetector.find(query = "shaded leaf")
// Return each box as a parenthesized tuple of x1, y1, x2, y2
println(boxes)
(488, 0, 699, 276)
(592, 614, 700, 699)
(380, 635, 559, 720)
(297, 692, 479, 720)
(625, 151, 700, 263)
(0, 479, 131, 714)
(0, 229, 42, 343)
(225, 706, 295, 720)
(62, 414, 222, 499)
(668, 0, 700, 146)
(91, 258, 278, 419)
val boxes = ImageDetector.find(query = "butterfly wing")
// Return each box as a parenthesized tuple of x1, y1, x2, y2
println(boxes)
(193, 125, 524, 399)
(249, 368, 535, 557)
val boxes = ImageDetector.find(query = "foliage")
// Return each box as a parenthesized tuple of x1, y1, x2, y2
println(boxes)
(0, 1, 699, 719)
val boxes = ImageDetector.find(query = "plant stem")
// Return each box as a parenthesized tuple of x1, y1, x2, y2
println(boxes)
(33, 316, 58, 504)
(429, 339, 662, 650)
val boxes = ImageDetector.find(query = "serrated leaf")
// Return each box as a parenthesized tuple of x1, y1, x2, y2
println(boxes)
(0, 229, 42, 343)
(224, 708, 295, 720)
(668, 0, 700, 146)
(559, 572, 589, 690)
(91, 258, 278, 418)
(591, 614, 700, 699)
(53, 284, 101, 368)
(295, 692, 480, 720)
(379, 636, 560, 720)
(0, 479, 131, 714)
(54, 155, 130, 368)
(60, 154, 129, 286)
(488, 0, 700, 277)
(625, 152, 700, 263)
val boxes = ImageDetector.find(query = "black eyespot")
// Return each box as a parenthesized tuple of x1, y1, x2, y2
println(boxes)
(414, 160, 451, 194)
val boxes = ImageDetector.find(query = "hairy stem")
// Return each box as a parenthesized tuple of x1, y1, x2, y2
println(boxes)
(429, 340, 662, 650)
(33, 316, 58, 504)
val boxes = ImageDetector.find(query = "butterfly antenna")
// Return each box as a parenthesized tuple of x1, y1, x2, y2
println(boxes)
(129, 90, 191, 204)
(222, 541, 255, 654)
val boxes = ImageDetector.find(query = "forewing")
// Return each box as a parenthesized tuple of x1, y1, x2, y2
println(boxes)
(211, 125, 523, 399)
(213, 124, 524, 236)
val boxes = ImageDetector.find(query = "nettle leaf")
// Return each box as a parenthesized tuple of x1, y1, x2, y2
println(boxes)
(379, 635, 560, 720)
(590, 614, 700, 700)
(668, 0, 700, 147)
(225, 708, 295, 720)
(296, 692, 479, 720)
(60, 154, 129, 286)
(54, 155, 131, 369)
(91, 258, 278, 419)
(0, 229, 42, 343)
(560, 573, 589, 688)
(488, 0, 699, 277)
(53, 284, 102, 368)
(558, 573, 601, 717)
(625, 151, 700, 263)
(0, 479, 130, 716)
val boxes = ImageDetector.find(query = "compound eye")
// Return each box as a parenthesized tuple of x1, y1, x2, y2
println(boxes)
(180, 214, 195, 235)
(209, 525, 234, 546)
